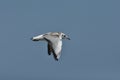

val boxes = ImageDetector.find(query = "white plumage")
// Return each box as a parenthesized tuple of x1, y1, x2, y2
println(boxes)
(31, 32, 70, 61)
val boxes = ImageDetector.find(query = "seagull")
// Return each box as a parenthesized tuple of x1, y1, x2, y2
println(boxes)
(31, 32, 70, 61)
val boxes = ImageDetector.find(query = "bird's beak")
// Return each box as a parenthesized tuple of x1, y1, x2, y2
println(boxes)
(66, 37, 70, 40)
(65, 35, 70, 40)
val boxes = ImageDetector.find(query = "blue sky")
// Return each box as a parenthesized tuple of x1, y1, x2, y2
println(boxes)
(0, 0, 120, 80)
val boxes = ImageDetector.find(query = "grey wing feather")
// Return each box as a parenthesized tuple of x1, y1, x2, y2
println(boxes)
(44, 33, 62, 61)
(51, 40, 62, 61)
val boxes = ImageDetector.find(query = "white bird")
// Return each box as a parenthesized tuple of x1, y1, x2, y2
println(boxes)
(31, 32, 70, 61)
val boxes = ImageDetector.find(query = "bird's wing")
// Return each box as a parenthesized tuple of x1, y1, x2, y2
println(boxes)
(47, 43, 52, 55)
(51, 39, 62, 61)
(44, 34, 62, 61)
(32, 34, 44, 41)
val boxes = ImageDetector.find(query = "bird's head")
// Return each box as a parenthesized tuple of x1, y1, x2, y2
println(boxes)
(61, 33, 70, 40)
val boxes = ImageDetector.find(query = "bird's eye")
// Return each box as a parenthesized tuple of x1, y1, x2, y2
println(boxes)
(62, 35, 65, 37)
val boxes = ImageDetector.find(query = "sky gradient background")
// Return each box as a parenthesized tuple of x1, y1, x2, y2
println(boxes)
(0, 0, 120, 80)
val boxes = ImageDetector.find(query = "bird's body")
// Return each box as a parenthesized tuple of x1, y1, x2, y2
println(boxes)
(31, 32, 70, 61)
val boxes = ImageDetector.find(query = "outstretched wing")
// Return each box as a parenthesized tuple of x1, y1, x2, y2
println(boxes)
(32, 34, 44, 41)
(51, 39, 62, 61)
(44, 34, 62, 61)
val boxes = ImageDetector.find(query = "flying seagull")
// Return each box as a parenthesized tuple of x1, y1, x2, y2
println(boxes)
(31, 32, 70, 61)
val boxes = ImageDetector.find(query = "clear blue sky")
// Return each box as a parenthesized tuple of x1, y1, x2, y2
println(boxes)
(0, 0, 120, 80)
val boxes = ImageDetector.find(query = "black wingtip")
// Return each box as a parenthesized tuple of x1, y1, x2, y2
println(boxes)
(54, 56, 59, 61)
(55, 58, 59, 61)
